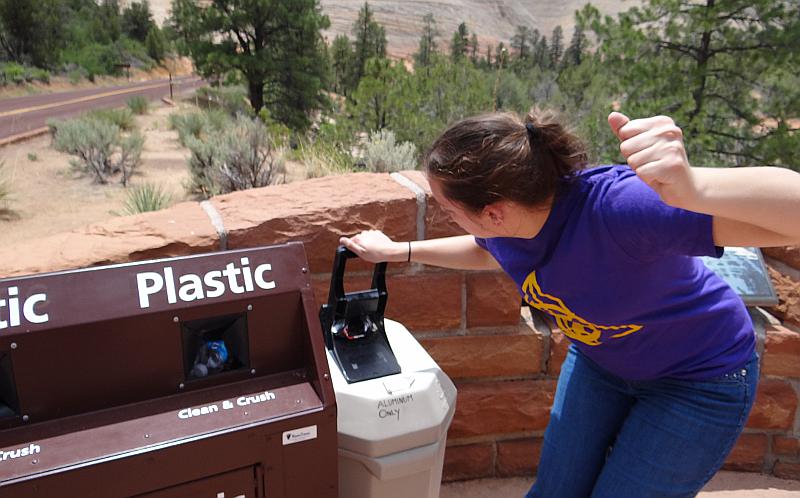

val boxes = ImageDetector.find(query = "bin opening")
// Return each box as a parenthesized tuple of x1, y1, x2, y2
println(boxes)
(0, 352, 19, 420)
(181, 313, 250, 381)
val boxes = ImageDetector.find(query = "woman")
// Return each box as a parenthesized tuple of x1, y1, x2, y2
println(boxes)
(340, 109, 800, 497)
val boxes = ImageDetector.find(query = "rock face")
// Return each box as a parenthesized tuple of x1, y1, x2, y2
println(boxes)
(0, 202, 219, 278)
(148, 0, 639, 59)
(765, 246, 800, 271)
(767, 267, 800, 329)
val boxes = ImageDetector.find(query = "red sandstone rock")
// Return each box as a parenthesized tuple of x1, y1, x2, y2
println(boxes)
(723, 433, 767, 472)
(442, 443, 494, 482)
(548, 327, 570, 376)
(765, 267, 800, 329)
(398, 170, 465, 239)
(496, 438, 543, 477)
(747, 379, 799, 430)
(466, 271, 522, 327)
(0, 202, 219, 278)
(449, 379, 556, 439)
(762, 325, 800, 377)
(774, 436, 800, 458)
(773, 461, 800, 481)
(764, 246, 800, 270)
(419, 332, 543, 380)
(210, 173, 417, 274)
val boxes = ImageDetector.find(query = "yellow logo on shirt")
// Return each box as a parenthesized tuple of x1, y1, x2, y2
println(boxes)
(522, 271, 643, 346)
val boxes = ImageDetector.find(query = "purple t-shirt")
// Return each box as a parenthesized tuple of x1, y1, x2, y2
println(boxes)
(475, 165, 755, 381)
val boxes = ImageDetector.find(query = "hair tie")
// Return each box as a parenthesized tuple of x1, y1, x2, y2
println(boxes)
(525, 122, 538, 143)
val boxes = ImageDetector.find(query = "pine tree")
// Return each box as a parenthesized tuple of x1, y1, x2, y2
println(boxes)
(171, 0, 331, 130)
(122, 0, 155, 43)
(591, 0, 799, 168)
(549, 25, 563, 69)
(0, 0, 65, 67)
(331, 34, 353, 96)
(468, 33, 479, 65)
(511, 25, 532, 60)
(563, 24, 587, 67)
(414, 13, 440, 68)
(449, 21, 468, 63)
(352, 2, 387, 86)
(532, 36, 548, 69)
(145, 26, 166, 62)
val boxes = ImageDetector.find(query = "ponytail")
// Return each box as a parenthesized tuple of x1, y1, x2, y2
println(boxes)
(424, 107, 587, 212)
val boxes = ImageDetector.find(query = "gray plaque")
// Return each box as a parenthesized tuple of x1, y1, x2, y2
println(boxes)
(702, 247, 778, 307)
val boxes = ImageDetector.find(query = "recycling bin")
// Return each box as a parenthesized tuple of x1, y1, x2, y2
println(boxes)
(0, 242, 337, 497)
(320, 247, 457, 498)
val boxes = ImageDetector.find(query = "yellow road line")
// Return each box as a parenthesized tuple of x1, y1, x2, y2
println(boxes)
(0, 79, 196, 118)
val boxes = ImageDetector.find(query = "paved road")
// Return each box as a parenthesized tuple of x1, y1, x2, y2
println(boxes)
(0, 76, 205, 142)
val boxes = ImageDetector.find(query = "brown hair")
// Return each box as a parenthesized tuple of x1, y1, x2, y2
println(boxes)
(423, 108, 588, 212)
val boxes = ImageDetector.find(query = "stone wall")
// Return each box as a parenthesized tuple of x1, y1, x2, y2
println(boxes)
(0, 172, 798, 481)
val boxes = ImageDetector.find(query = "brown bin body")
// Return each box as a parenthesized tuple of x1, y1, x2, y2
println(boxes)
(0, 242, 337, 497)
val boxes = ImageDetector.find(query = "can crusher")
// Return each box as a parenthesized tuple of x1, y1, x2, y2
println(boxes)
(319, 246, 402, 383)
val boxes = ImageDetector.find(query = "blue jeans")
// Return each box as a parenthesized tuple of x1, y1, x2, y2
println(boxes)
(527, 345, 759, 498)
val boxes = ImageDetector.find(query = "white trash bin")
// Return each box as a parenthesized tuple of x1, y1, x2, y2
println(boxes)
(329, 318, 457, 498)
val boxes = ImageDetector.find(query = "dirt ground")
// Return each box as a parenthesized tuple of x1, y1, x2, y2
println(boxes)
(0, 100, 306, 249)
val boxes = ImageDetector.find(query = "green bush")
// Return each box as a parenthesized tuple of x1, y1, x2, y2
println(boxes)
(127, 96, 150, 115)
(118, 130, 145, 187)
(123, 183, 171, 215)
(28, 68, 50, 84)
(0, 161, 9, 204)
(145, 27, 167, 62)
(1, 63, 25, 85)
(196, 86, 252, 116)
(298, 140, 354, 179)
(51, 117, 143, 185)
(60, 42, 121, 79)
(87, 107, 136, 131)
(68, 68, 85, 85)
(169, 109, 230, 146)
(185, 116, 285, 198)
(27, 153, 38, 162)
(361, 130, 417, 172)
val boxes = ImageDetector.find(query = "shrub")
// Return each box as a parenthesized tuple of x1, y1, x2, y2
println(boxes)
(68, 68, 85, 85)
(28, 68, 50, 84)
(298, 140, 354, 179)
(53, 118, 118, 183)
(217, 116, 286, 191)
(27, 153, 38, 162)
(169, 109, 230, 146)
(1, 63, 25, 85)
(127, 96, 149, 115)
(118, 130, 145, 187)
(123, 183, 171, 215)
(185, 116, 285, 198)
(361, 130, 417, 172)
(87, 107, 136, 131)
(196, 86, 252, 116)
(145, 27, 167, 62)
(51, 117, 143, 185)
(0, 161, 9, 204)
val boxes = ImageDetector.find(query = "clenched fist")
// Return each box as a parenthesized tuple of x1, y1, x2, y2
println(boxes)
(609, 112, 699, 209)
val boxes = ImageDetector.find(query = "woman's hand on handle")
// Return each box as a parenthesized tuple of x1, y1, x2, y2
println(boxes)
(339, 230, 406, 263)
(340, 232, 501, 270)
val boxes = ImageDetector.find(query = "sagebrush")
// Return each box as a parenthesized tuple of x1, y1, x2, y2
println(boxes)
(185, 116, 285, 198)
(361, 130, 417, 172)
(127, 96, 150, 115)
(51, 117, 143, 186)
